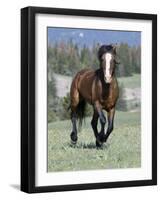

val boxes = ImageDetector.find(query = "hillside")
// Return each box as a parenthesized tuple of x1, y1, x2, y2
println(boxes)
(53, 73, 141, 111)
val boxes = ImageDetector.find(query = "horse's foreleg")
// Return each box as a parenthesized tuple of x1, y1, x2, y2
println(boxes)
(93, 102, 106, 147)
(104, 107, 115, 142)
(70, 111, 78, 144)
(91, 110, 99, 140)
(91, 111, 102, 147)
(94, 101, 106, 124)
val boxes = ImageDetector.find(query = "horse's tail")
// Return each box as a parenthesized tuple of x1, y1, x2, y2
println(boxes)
(76, 100, 87, 127)
(68, 100, 87, 128)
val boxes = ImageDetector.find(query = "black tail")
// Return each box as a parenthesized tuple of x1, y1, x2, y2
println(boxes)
(68, 100, 87, 128)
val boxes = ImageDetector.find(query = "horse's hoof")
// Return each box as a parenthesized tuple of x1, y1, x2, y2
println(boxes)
(70, 132, 78, 144)
(101, 136, 107, 143)
(71, 139, 77, 145)
(96, 139, 103, 148)
(98, 132, 105, 142)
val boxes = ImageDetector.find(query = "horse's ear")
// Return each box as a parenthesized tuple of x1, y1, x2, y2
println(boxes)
(111, 44, 117, 55)
(97, 44, 104, 61)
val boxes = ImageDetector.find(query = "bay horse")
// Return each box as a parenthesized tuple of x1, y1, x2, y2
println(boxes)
(69, 44, 119, 147)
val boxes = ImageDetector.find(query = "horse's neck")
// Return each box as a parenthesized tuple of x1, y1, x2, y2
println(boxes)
(95, 68, 111, 85)
(94, 69, 109, 98)
(95, 68, 104, 81)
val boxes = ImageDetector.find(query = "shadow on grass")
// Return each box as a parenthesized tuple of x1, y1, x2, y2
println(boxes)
(68, 142, 108, 150)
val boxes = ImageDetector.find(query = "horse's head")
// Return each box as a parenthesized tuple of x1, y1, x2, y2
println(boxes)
(98, 44, 117, 84)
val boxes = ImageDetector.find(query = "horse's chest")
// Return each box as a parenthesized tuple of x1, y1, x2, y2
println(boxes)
(101, 88, 118, 110)
(101, 96, 114, 110)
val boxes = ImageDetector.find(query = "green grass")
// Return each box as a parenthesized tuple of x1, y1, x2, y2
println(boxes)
(48, 111, 141, 172)
(118, 74, 141, 88)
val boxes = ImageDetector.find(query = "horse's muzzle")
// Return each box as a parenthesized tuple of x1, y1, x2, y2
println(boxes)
(104, 76, 112, 83)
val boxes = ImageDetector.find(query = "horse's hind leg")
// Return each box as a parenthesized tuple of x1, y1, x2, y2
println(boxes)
(70, 88, 79, 144)
(70, 111, 78, 144)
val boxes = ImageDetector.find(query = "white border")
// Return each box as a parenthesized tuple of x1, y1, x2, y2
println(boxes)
(35, 14, 152, 186)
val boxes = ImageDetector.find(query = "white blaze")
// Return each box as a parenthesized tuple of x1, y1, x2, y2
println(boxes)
(104, 53, 112, 81)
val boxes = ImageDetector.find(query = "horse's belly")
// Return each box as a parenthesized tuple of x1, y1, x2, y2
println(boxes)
(78, 70, 95, 104)
(79, 81, 93, 103)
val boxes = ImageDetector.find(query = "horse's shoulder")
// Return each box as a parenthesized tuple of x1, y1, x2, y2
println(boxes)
(77, 68, 95, 81)
(78, 68, 93, 74)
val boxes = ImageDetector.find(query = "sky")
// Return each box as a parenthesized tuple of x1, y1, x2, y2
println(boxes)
(48, 27, 141, 47)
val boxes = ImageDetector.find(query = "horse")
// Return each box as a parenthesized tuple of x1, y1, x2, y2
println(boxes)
(69, 44, 119, 147)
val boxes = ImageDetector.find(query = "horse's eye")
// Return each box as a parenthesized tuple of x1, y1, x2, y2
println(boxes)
(101, 56, 104, 61)
(101, 57, 103, 60)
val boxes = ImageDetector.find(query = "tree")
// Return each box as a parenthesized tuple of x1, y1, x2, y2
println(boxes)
(117, 43, 133, 76)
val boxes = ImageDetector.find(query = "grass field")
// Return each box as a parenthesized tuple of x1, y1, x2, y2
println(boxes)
(48, 111, 141, 172)
(117, 74, 141, 88)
